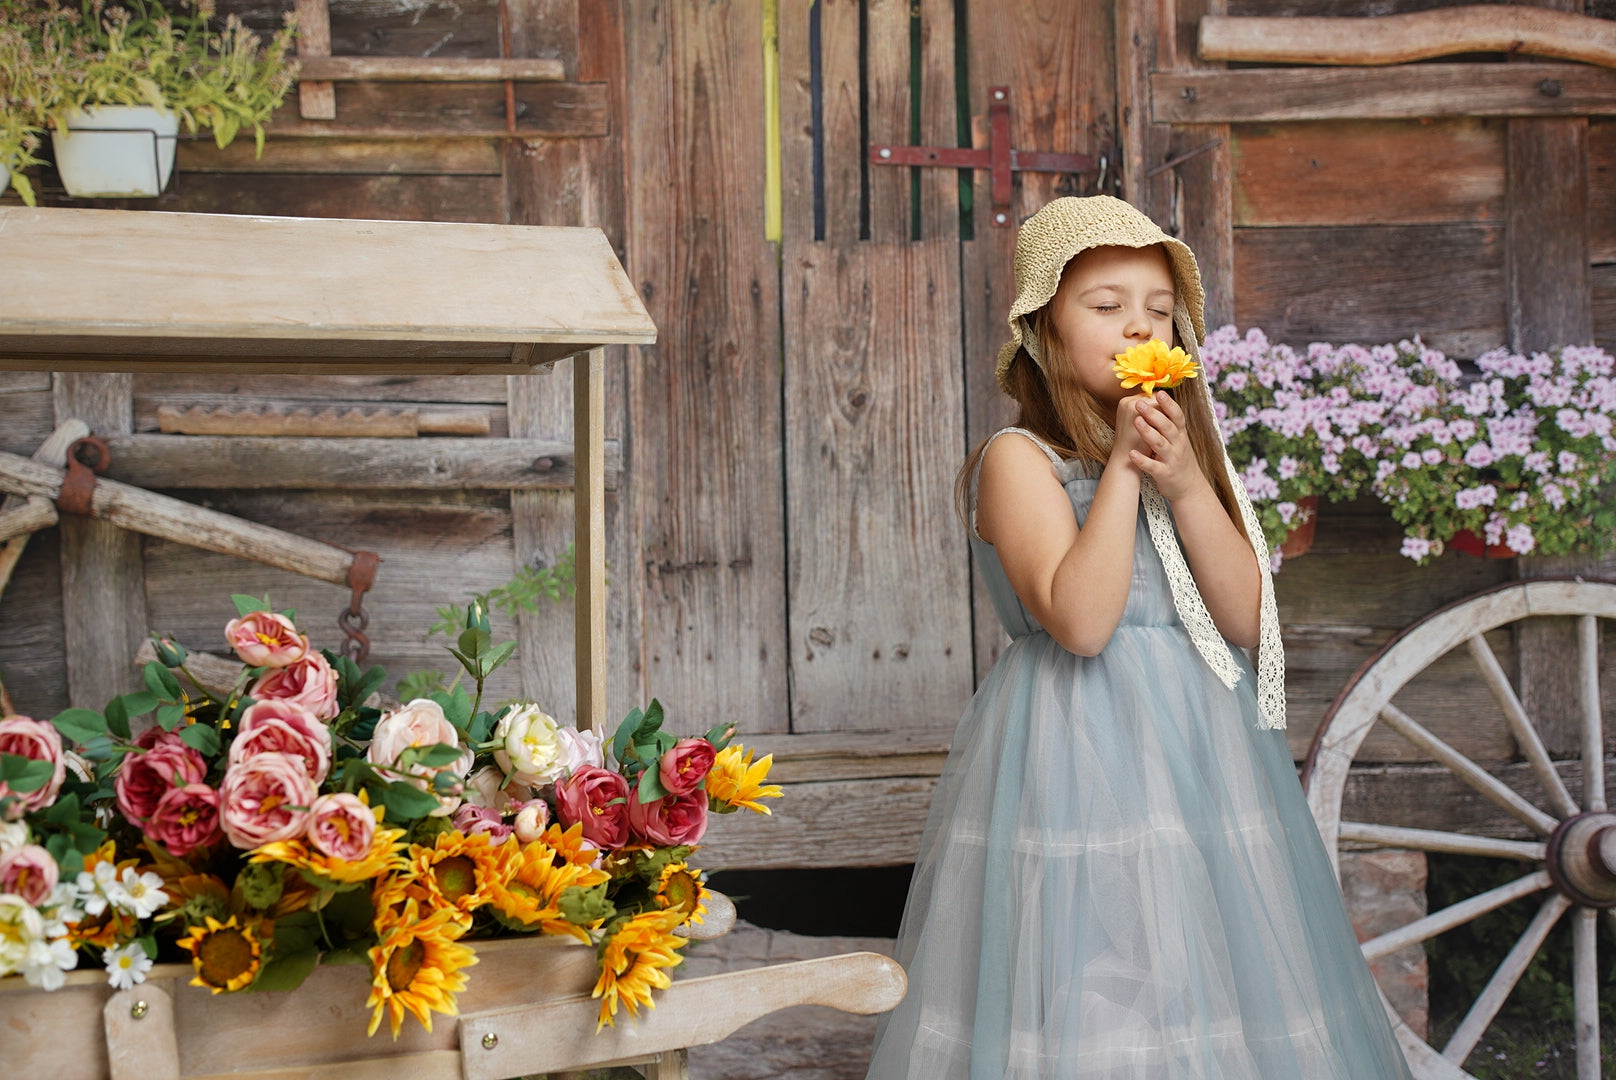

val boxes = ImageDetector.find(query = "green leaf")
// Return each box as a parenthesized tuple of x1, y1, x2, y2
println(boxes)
(232, 594, 271, 616)
(0, 754, 52, 793)
(322, 885, 375, 939)
(51, 708, 107, 745)
(143, 663, 184, 702)
(636, 761, 669, 804)
(410, 742, 465, 769)
(136, 935, 158, 960)
(456, 627, 491, 659)
(249, 947, 319, 993)
(429, 688, 473, 732)
(377, 780, 443, 821)
(613, 708, 642, 766)
(638, 699, 665, 740)
(177, 724, 221, 757)
(118, 691, 160, 718)
(44, 792, 81, 827)
(482, 640, 518, 677)
(468, 710, 497, 744)
(702, 723, 736, 751)
(319, 946, 372, 966)
(156, 703, 187, 731)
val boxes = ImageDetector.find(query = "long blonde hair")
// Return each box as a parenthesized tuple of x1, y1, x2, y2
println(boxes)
(955, 304, 1249, 543)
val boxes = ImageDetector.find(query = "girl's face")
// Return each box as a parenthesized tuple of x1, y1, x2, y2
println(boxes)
(1044, 244, 1176, 409)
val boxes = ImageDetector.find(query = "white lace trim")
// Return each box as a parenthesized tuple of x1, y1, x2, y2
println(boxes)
(976, 427, 1287, 731)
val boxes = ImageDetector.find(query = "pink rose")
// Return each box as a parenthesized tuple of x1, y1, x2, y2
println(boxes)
(512, 799, 550, 844)
(229, 700, 331, 784)
(145, 784, 223, 858)
(219, 752, 316, 849)
(250, 651, 339, 721)
(225, 611, 309, 668)
(366, 699, 473, 816)
(0, 843, 57, 905)
(556, 726, 605, 779)
(451, 802, 514, 842)
(0, 716, 66, 819)
(306, 793, 375, 862)
(659, 738, 716, 797)
(115, 728, 207, 827)
(628, 788, 708, 847)
(555, 766, 631, 849)
(464, 765, 531, 813)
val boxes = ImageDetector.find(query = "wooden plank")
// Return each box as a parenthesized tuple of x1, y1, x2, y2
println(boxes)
(699, 776, 938, 869)
(1227, 0, 1491, 13)
(738, 730, 953, 784)
(1200, 8, 1616, 68)
(1233, 224, 1505, 355)
(1340, 759, 1616, 842)
(1170, 0, 1235, 329)
(136, 373, 514, 406)
(262, 81, 610, 138)
(0, 523, 68, 720)
(1594, 262, 1616, 351)
(176, 138, 503, 175)
(866, 0, 913, 241)
(47, 174, 509, 225)
(1232, 119, 1505, 227)
(626, 0, 789, 732)
(296, 56, 565, 81)
(154, 404, 490, 437)
(53, 373, 147, 709)
(293, 0, 335, 120)
(1594, 119, 1616, 264)
(97, 435, 617, 491)
(0, 208, 656, 352)
(1153, 64, 1616, 124)
(0, 388, 54, 456)
(814, 0, 865, 245)
(783, 242, 971, 733)
(960, 0, 1112, 683)
(574, 349, 606, 731)
(1506, 119, 1591, 352)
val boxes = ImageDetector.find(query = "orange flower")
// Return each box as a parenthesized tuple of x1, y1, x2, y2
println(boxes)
(706, 744, 783, 815)
(406, 830, 507, 924)
(1113, 339, 1199, 395)
(591, 910, 688, 1030)
(366, 896, 477, 1038)
(488, 835, 609, 942)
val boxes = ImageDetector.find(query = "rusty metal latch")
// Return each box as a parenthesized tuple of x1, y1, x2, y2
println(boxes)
(868, 86, 1104, 226)
(55, 435, 111, 517)
(339, 549, 381, 664)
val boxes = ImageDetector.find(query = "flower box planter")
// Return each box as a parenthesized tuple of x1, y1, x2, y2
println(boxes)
(0, 934, 904, 1080)
(1447, 530, 1517, 559)
(50, 106, 178, 198)
(1278, 495, 1319, 559)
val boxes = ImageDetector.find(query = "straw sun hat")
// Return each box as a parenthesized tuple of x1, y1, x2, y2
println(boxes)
(996, 194, 1206, 395)
(990, 195, 1286, 732)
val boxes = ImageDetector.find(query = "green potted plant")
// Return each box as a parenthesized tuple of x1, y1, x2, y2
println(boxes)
(0, 5, 55, 204)
(23, 0, 297, 199)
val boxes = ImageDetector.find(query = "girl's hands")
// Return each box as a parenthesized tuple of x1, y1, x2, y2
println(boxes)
(1123, 391, 1206, 502)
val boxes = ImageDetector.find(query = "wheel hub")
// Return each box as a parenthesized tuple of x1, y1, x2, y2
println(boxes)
(1544, 811, 1616, 908)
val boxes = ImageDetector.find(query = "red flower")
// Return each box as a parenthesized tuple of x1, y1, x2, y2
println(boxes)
(658, 738, 715, 797)
(628, 788, 708, 847)
(115, 728, 207, 827)
(146, 783, 223, 858)
(555, 766, 630, 849)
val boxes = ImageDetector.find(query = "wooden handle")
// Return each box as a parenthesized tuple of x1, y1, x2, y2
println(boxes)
(1200, 7, 1616, 69)
(458, 951, 907, 1079)
(0, 449, 358, 586)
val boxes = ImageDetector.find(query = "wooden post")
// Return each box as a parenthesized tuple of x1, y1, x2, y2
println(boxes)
(53, 374, 146, 710)
(1507, 0, 1600, 760)
(574, 348, 606, 732)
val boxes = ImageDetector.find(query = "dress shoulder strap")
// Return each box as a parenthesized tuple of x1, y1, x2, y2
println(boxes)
(969, 427, 1070, 540)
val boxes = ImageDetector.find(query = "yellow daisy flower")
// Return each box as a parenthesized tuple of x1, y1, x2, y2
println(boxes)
(488, 835, 610, 942)
(366, 896, 478, 1038)
(1112, 339, 1199, 395)
(706, 744, 784, 815)
(177, 915, 263, 994)
(592, 909, 688, 1031)
(407, 829, 508, 923)
(652, 861, 707, 926)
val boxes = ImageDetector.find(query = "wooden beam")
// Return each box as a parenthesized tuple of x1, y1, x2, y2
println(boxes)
(295, 57, 565, 82)
(1153, 64, 1616, 124)
(1200, 7, 1616, 70)
(0, 420, 88, 595)
(99, 435, 619, 491)
(574, 348, 606, 733)
(263, 82, 610, 139)
(53, 374, 146, 710)
(293, 0, 336, 120)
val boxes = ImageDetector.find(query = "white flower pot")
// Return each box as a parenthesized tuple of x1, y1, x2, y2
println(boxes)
(51, 105, 179, 198)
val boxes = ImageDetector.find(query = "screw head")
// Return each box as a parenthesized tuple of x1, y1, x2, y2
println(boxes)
(481, 1032, 499, 1051)
(1539, 78, 1563, 98)
(130, 1000, 149, 1020)
(879, 147, 892, 159)
(994, 212, 1008, 225)
(992, 89, 1005, 100)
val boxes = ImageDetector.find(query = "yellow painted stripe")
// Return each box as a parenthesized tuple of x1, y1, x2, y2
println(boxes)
(763, 0, 783, 242)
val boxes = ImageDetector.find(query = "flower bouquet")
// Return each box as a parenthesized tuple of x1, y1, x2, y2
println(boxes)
(0, 595, 781, 1037)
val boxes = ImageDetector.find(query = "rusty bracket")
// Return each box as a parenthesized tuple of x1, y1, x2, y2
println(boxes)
(338, 549, 382, 665)
(868, 86, 1102, 227)
(55, 436, 111, 517)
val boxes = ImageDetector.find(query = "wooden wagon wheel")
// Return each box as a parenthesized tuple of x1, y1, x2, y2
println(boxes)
(1302, 578, 1616, 1080)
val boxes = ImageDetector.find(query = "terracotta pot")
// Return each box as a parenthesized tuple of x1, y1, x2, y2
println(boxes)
(1278, 495, 1320, 559)
(1448, 529, 1517, 559)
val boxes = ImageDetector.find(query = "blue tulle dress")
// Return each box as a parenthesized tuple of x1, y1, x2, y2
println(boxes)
(864, 429, 1414, 1080)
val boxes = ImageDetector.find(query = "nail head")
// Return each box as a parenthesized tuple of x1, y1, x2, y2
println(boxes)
(879, 147, 892, 159)
(481, 1032, 499, 1050)
(130, 1000, 149, 1020)
(994, 212, 1008, 225)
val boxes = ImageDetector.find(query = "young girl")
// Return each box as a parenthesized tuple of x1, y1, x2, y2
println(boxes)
(864, 197, 1413, 1080)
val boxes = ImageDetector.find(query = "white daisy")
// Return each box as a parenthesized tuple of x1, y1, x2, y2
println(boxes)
(22, 933, 78, 991)
(103, 941, 153, 990)
(112, 867, 168, 919)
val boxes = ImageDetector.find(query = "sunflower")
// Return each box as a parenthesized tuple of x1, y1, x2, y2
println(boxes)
(1112, 339, 1199, 395)
(177, 915, 263, 993)
(543, 821, 602, 868)
(488, 835, 610, 942)
(706, 744, 784, 815)
(652, 861, 707, 926)
(592, 909, 689, 1031)
(249, 807, 408, 886)
(407, 829, 508, 923)
(366, 896, 478, 1038)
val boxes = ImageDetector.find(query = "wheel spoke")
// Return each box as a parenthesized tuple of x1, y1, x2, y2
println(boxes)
(1468, 633, 1580, 818)
(1361, 870, 1551, 961)
(1338, 821, 1546, 862)
(1378, 703, 1559, 835)
(1574, 907, 1601, 1080)
(1579, 615, 1605, 813)
(1440, 894, 1571, 1064)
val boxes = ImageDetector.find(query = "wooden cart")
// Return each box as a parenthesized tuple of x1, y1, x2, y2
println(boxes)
(0, 206, 905, 1078)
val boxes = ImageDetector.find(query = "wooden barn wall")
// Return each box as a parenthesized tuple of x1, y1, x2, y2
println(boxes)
(3, 0, 1614, 873)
